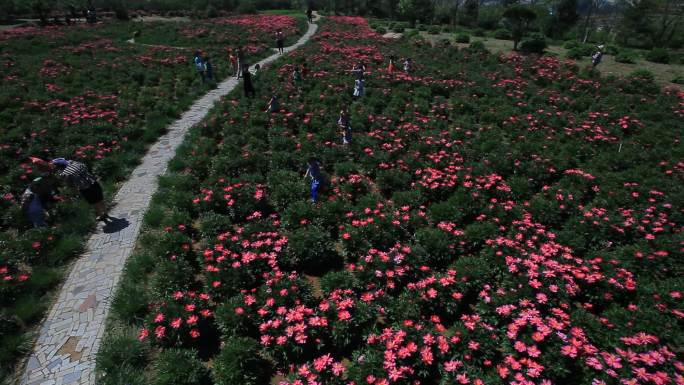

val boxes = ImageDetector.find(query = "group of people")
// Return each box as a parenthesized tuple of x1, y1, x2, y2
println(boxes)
(21, 158, 110, 228)
(193, 51, 214, 83)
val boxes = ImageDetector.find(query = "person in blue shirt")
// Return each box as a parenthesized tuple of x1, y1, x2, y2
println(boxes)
(193, 51, 205, 82)
(21, 177, 57, 227)
(304, 158, 323, 203)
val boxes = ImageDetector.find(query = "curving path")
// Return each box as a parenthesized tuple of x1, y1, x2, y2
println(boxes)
(21, 15, 319, 385)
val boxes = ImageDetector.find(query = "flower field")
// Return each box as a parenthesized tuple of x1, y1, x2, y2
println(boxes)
(99, 15, 684, 385)
(0, 14, 305, 382)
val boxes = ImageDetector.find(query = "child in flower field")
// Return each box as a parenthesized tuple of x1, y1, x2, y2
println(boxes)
(51, 158, 111, 222)
(338, 107, 352, 144)
(276, 29, 285, 55)
(353, 78, 364, 98)
(243, 64, 256, 98)
(268, 93, 279, 113)
(388, 55, 395, 74)
(203, 55, 213, 83)
(304, 158, 323, 203)
(21, 177, 57, 228)
(193, 51, 204, 82)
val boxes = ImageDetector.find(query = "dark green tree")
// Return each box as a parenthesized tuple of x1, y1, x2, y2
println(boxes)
(502, 5, 537, 50)
(398, 0, 435, 27)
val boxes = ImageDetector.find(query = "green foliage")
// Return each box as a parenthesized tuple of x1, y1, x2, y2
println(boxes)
(493, 28, 512, 40)
(284, 225, 340, 274)
(615, 50, 638, 63)
(212, 337, 271, 385)
(519, 33, 547, 54)
(152, 349, 209, 385)
(97, 327, 149, 385)
(455, 33, 470, 43)
(427, 25, 441, 35)
(645, 48, 670, 63)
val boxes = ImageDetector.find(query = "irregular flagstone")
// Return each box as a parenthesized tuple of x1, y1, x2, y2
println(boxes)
(21, 16, 319, 385)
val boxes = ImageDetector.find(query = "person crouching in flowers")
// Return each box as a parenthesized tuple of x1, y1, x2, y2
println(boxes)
(338, 106, 352, 145)
(193, 50, 204, 82)
(51, 158, 112, 222)
(304, 158, 323, 204)
(292, 66, 302, 85)
(21, 177, 57, 228)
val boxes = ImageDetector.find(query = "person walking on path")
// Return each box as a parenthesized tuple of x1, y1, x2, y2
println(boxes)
(591, 45, 604, 70)
(304, 158, 323, 203)
(193, 50, 205, 82)
(236, 46, 245, 78)
(243, 64, 256, 98)
(50, 158, 112, 222)
(203, 55, 214, 83)
(21, 177, 57, 228)
(276, 29, 285, 55)
(307, 7, 313, 23)
(338, 107, 352, 145)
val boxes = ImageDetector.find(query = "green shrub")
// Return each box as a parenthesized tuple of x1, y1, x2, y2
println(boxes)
(236, 2, 257, 14)
(672, 75, 684, 85)
(320, 270, 360, 292)
(212, 337, 271, 385)
(615, 50, 637, 64)
(456, 33, 470, 43)
(284, 225, 339, 274)
(152, 349, 209, 385)
(519, 33, 547, 54)
(427, 26, 441, 35)
(494, 29, 512, 40)
(97, 327, 149, 383)
(473, 28, 486, 37)
(566, 47, 585, 59)
(417, 24, 427, 31)
(467, 40, 488, 53)
(375, 27, 387, 34)
(645, 48, 670, 63)
(563, 40, 580, 49)
(604, 44, 619, 55)
(393, 23, 408, 33)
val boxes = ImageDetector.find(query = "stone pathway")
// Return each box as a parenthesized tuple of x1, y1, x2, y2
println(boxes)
(21, 16, 319, 385)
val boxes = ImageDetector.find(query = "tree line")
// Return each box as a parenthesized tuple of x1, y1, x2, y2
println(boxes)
(1, 0, 681, 49)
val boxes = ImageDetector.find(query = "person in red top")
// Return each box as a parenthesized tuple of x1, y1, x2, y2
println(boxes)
(228, 48, 238, 77)
(301, 62, 309, 80)
(388, 55, 395, 74)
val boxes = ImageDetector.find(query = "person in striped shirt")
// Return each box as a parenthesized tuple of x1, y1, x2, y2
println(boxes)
(51, 158, 111, 222)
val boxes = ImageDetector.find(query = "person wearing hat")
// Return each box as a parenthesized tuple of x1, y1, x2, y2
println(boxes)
(21, 177, 57, 228)
(51, 158, 111, 222)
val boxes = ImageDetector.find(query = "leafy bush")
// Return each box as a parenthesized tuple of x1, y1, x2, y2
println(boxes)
(645, 48, 670, 64)
(152, 349, 209, 385)
(473, 28, 486, 37)
(284, 225, 339, 274)
(212, 337, 271, 385)
(519, 33, 547, 54)
(672, 75, 684, 85)
(455, 33, 470, 43)
(467, 40, 487, 53)
(615, 50, 638, 63)
(375, 26, 387, 34)
(494, 28, 512, 40)
(427, 26, 441, 35)
(566, 47, 585, 59)
(97, 327, 149, 384)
